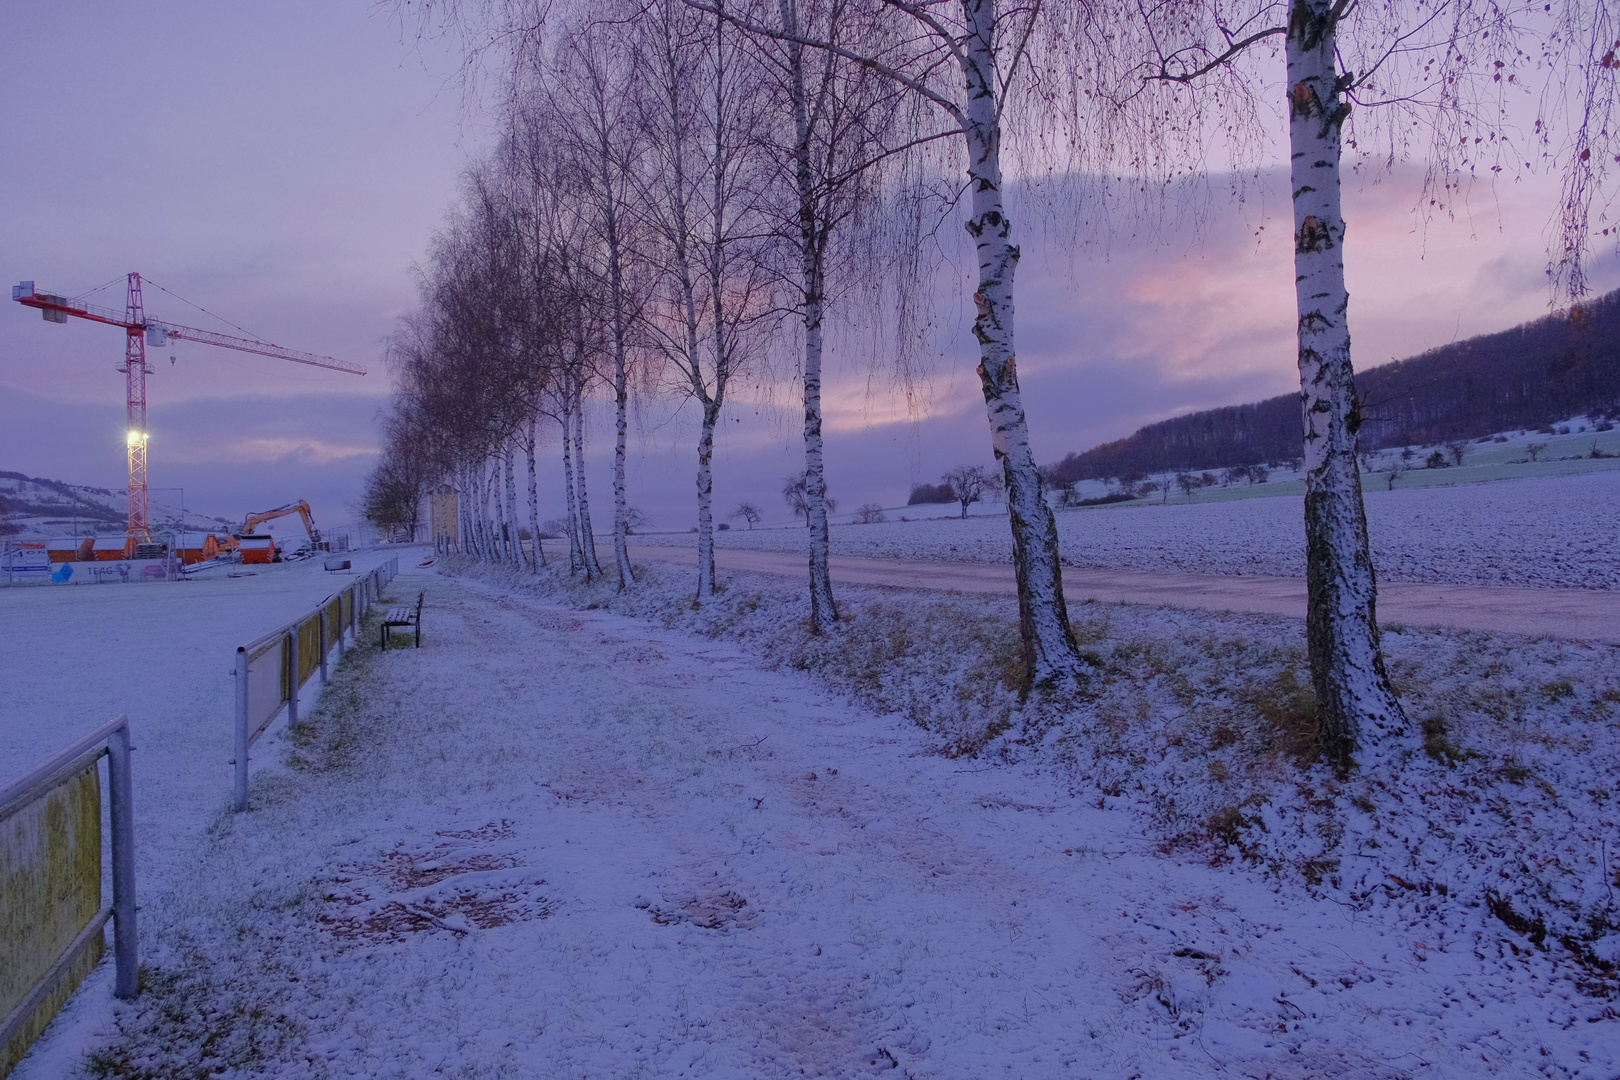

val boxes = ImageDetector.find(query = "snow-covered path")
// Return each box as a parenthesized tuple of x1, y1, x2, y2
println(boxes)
(25, 567, 1609, 1078)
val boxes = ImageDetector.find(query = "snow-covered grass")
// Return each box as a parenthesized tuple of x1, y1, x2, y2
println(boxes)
(638, 470, 1620, 590)
(478, 559, 1620, 985)
(11, 553, 1618, 1077)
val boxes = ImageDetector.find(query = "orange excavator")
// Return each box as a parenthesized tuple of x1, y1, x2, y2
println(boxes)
(234, 500, 322, 564)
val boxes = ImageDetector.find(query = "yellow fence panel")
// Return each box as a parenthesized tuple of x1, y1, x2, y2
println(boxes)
(297, 616, 321, 686)
(1, 767, 103, 1078)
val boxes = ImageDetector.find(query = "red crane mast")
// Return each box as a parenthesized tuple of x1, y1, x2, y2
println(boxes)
(13, 273, 364, 541)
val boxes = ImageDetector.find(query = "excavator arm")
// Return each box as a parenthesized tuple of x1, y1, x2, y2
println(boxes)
(241, 500, 321, 544)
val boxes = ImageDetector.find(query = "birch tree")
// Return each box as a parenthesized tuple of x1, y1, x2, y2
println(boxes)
(1127, 0, 1614, 761)
(711, 0, 927, 631)
(635, 0, 780, 602)
(688, 0, 1089, 687)
(535, 24, 655, 589)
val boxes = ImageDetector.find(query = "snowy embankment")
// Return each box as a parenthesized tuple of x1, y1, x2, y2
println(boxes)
(642, 470, 1620, 590)
(19, 556, 1615, 1078)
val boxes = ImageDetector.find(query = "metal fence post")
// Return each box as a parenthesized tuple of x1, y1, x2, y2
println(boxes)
(105, 720, 138, 999)
(286, 628, 300, 729)
(234, 648, 249, 811)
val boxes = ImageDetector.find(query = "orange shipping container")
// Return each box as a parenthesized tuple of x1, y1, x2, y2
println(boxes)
(237, 535, 275, 564)
(91, 536, 135, 561)
(174, 532, 220, 565)
(47, 537, 95, 562)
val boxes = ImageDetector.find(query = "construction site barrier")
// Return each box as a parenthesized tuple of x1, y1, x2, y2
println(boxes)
(1, 716, 137, 1079)
(231, 557, 398, 810)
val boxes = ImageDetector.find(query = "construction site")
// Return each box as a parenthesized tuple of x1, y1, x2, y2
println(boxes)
(2, 274, 366, 584)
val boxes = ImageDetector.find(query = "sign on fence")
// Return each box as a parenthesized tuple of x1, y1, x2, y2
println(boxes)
(231, 558, 399, 810)
(0, 717, 137, 1079)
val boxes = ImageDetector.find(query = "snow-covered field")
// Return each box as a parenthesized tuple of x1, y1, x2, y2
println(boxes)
(9, 553, 1616, 1078)
(0, 554, 400, 961)
(641, 471, 1620, 590)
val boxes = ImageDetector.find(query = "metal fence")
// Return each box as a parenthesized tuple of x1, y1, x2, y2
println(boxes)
(1, 716, 137, 1078)
(231, 557, 399, 811)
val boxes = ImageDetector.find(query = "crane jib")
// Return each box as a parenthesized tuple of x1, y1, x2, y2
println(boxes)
(11, 274, 363, 542)
(11, 281, 364, 376)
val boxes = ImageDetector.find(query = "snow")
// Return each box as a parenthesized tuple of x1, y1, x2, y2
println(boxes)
(7, 551, 1616, 1077)
(639, 470, 1620, 590)
(0, 470, 230, 538)
(0, 556, 398, 873)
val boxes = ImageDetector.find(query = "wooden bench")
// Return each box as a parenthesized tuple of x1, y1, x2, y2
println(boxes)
(381, 591, 423, 649)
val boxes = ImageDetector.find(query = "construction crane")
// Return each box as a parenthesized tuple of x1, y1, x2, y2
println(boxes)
(12, 273, 364, 542)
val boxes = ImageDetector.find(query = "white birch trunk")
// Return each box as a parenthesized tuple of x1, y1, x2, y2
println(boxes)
(573, 386, 603, 580)
(695, 399, 720, 598)
(783, 0, 837, 633)
(503, 440, 520, 567)
(473, 463, 492, 562)
(458, 466, 473, 557)
(526, 417, 544, 570)
(1287, 0, 1406, 761)
(492, 455, 507, 563)
(961, 0, 1082, 689)
(482, 460, 498, 563)
(610, 303, 634, 590)
(559, 402, 582, 574)
(602, 148, 637, 591)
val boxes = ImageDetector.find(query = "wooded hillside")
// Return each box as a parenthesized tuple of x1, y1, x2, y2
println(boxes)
(1047, 289, 1620, 481)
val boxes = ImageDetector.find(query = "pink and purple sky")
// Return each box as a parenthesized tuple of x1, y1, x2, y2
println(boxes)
(2, 3, 1611, 534)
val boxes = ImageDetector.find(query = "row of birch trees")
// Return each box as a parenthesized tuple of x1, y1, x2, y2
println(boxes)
(373, 0, 1612, 765)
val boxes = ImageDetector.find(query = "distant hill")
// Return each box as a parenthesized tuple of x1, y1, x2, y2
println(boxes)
(1047, 288, 1620, 482)
(0, 471, 230, 538)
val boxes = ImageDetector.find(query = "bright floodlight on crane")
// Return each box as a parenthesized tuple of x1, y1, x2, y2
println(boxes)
(13, 274, 365, 541)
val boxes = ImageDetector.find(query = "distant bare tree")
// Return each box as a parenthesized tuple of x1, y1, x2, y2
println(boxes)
(941, 464, 998, 519)
(783, 472, 838, 524)
(853, 502, 886, 524)
(731, 501, 763, 529)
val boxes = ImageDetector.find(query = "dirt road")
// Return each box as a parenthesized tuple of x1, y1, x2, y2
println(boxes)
(629, 545, 1620, 642)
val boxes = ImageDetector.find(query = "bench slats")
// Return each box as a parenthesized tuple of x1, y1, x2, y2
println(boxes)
(380, 591, 424, 649)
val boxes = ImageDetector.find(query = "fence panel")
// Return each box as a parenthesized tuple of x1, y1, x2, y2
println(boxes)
(243, 638, 286, 746)
(296, 617, 321, 686)
(1, 718, 137, 1077)
(232, 559, 397, 810)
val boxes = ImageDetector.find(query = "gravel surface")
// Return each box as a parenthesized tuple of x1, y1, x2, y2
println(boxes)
(640, 472, 1620, 590)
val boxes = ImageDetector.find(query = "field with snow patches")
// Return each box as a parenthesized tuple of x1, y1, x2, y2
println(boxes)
(644, 470, 1620, 590)
(7, 552, 1616, 1078)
